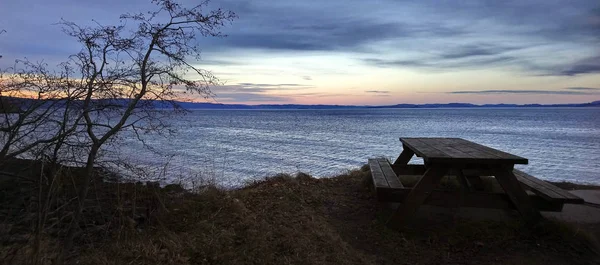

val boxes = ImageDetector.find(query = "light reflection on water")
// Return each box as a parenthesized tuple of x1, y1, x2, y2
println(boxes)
(116, 108, 600, 188)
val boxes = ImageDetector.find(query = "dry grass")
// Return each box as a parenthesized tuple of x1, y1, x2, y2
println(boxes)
(1, 162, 599, 265)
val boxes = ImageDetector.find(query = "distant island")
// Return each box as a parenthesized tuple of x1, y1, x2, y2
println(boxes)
(173, 100, 600, 110)
(2, 96, 599, 111)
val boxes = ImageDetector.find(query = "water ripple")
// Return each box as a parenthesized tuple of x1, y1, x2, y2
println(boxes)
(114, 108, 600, 187)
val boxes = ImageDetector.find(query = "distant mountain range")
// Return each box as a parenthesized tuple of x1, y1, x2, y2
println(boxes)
(175, 100, 600, 109)
(2, 96, 599, 111)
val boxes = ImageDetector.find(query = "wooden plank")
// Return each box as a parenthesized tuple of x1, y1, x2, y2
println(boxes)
(424, 138, 471, 158)
(518, 177, 566, 202)
(376, 187, 564, 212)
(387, 166, 448, 228)
(368, 159, 389, 188)
(400, 137, 528, 165)
(434, 138, 482, 159)
(515, 171, 564, 199)
(400, 138, 451, 161)
(459, 139, 528, 164)
(424, 157, 522, 166)
(393, 147, 415, 166)
(513, 169, 583, 204)
(513, 170, 574, 198)
(440, 137, 525, 163)
(410, 138, 460, 165)
(444, 138, 502, 160)
(402, 138, 472, 159)
(377, 158, 404, 188)
(451, 159, 517, 165)
(493, 167, 541, 224)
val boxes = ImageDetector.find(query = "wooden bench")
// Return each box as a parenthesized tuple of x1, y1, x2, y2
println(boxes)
(513, 169, 584, 204)
(368, 158, 404, 189)
(368, 158, 584, 212)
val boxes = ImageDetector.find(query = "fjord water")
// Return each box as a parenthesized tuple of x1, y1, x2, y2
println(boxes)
(119, 108, 600, 187)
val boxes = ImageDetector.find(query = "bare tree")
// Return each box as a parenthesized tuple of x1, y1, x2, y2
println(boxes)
(0, 60, 82, 163)
(0, 29, 5, 59)
(54, 0, 236, 257)
(0, 29, 82, 165)
(0, 60, 87, 265)
(0, 1, 235, 261)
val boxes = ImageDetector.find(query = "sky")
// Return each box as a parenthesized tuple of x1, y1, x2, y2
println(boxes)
(1, 0, 599, 105)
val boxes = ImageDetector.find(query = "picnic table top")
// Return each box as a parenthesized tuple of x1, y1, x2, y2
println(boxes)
(400, 137, 528, 165)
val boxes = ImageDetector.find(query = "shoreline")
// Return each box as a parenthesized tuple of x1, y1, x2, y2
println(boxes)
(3, 157, 600, 191)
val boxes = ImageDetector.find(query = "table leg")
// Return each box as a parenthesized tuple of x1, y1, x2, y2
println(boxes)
(387, 166, 448, 228)
(493, 167, 541, 224)
(393, 148, 415, 166)
(456, 169, 472, 192)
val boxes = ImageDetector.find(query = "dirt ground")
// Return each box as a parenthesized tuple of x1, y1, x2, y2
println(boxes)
(2, 164, 600, 265)
(271, 171, 600, 265)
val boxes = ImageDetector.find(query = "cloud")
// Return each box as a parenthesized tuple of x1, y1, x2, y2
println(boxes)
(448, 89, 600, 95)
(218, 20, 461, 52)
(565, 87, 600, 90)
(199, 59, 244, 66)
(410, 1, 600, 44)
(214, 92, 291, 102)
(525, 55, 600, 77)
(236, 83, 310, 88)
(439, 45, 521, 60)
(365, 90, 390, 94)
(363, 44, 518, 71)
(285, 92, 351, 97)
(364, 42, 600, 77)
(195, 0, 472, 54)
(211, 82, 313, 102)
(353, 2, 600, 75)
(555, 56, 600, 76)
(302, 76, 312, 81)
(3, 1, 599, 58)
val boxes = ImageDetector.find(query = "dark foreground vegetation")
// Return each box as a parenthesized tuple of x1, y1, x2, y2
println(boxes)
(2, 159, 599, 265)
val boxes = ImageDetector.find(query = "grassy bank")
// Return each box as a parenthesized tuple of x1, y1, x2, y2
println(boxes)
(1, 162, 599, 264)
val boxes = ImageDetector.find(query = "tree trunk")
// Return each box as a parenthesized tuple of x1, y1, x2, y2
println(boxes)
(58, 144, 99, 263)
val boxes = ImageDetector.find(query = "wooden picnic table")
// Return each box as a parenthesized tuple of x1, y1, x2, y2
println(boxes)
(389, 137, 540, 226)
(368, 137, 587, 228)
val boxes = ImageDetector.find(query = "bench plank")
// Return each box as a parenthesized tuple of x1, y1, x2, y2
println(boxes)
(377, 158, 404, 188)
(514, 169, 583, 204)
(369, 159, 390, 188)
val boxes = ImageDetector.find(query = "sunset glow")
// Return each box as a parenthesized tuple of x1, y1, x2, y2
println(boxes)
(1, 0, 599, 105)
